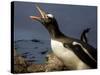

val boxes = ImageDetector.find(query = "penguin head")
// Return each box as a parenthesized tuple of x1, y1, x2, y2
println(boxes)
(30, 4, 57, 28)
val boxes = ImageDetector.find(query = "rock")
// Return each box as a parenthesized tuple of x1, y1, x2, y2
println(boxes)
(14, 56, 26, 65)
(13, 49, 69, 73)
(27, 64, 47, 72)
(27, 52, 67, 72)
(14, 55, 29, 73)
(14, 49, 30, 73)
(45, 52, 65, 72)
(14, 64, 27, 73)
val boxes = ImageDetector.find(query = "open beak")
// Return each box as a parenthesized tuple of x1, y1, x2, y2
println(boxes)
(30, 4, 47, 21)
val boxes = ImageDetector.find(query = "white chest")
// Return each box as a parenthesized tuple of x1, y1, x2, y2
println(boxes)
(51, 39, 89, 69)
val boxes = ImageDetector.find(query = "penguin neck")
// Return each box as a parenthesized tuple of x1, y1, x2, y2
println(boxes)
(45, 23, 65, 39)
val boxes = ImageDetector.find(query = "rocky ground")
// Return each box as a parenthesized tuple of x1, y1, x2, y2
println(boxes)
(13, 49, 69, 73)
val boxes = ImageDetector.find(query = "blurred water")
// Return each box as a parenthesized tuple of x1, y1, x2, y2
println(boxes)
(15, 39, 51, 64)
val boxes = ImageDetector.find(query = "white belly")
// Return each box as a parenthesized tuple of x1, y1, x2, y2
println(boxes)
(51, 39, 90, 70)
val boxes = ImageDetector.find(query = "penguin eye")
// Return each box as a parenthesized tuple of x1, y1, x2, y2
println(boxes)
(47, 14, 53, 18)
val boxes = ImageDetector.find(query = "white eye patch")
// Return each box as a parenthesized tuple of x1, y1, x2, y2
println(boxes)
(47, 14, 53, 18)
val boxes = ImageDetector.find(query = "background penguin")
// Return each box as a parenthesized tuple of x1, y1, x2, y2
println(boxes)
(80, 28, 91, 43)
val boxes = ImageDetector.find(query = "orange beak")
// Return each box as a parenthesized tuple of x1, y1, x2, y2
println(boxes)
(30, 4, 47, 21)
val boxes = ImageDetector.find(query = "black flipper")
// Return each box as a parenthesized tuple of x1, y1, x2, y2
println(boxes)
(81, 28, 90, 43)
(63, 43, 97, 68)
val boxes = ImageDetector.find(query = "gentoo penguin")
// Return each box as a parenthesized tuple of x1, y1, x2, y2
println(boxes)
(30, 5, 97, 70)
